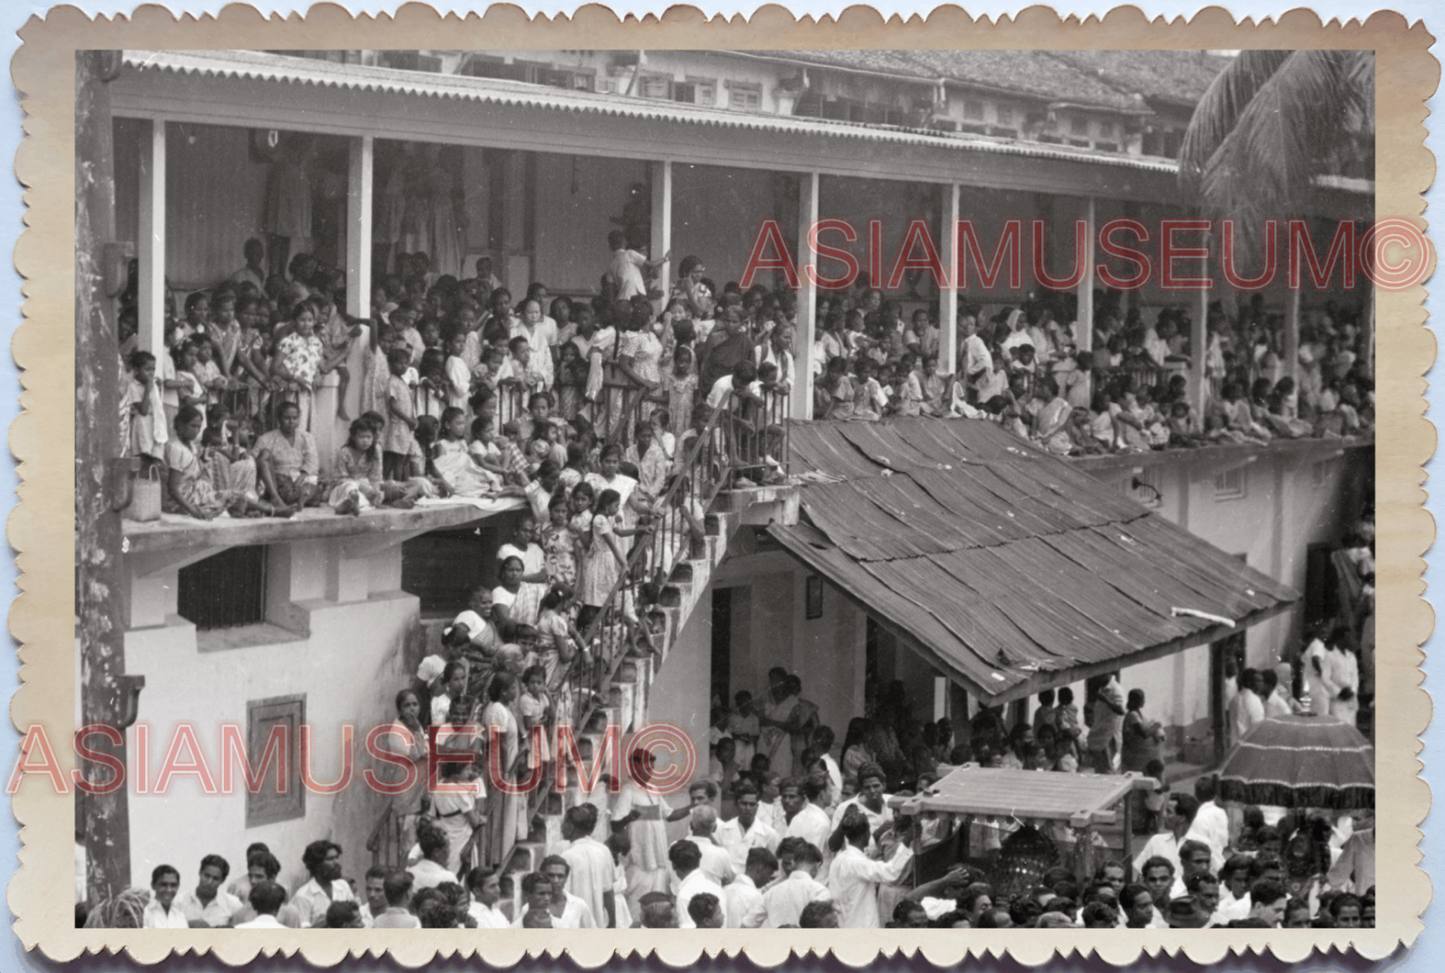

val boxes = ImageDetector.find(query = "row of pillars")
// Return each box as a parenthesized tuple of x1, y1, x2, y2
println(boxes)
(132, 120, 1324, 424)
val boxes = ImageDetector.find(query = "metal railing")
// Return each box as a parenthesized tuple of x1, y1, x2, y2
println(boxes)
(368, 383, 790, 877)
(556, 396, 734, 734)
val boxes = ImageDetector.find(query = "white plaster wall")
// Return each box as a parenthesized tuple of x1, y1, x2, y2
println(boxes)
(122, 537, 419, 893)
(644, 584, 713, 788)
(1088, 445, 1371, 731)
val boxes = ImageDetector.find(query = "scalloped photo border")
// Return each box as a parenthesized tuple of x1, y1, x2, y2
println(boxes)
(10, 3, 1435, 965)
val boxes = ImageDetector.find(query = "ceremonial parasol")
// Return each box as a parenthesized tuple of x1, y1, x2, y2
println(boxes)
(1217, 714, 1374, 809)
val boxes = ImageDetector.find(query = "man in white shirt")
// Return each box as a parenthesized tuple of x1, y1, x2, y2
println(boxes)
(1228, 668, 1267, 743)
(229, 238, 267, 291)
(357, 866, 388, 928)
(1133, 793, 1201, 896)
(291, 840, 356, 929)
(670, 840, 726, 929)
(608, 230, 669, 302)
(560, 805, 617, 928)
(961, 313, 993, 399)
(371, 871, 422, 929)
(514, 858, 598, 928)
(175, 854, 242, 928)
(544, 855, 598, 928)
(1087, 673, 1126, 774)
(1186, 777, 1231, 872)
(232, 881, 288, 929)
(1248, 879, 1289, 927)
(780, 778, 832, 863)
(829, 763, 894, 853)
(407, 823, 459, 891)
(1212, 855, 1255, 925)
(827, 807, 913, 929)
(726, 847, 778, 929)
(757, 839, 831, 928)
(812, 727, 844, 795)
(717, 781, 781, 873)
(142, 865, 189, 929)
(682, 805, 737, 889)
(511, 308, 557, 390)
(465, 866, 511, 928)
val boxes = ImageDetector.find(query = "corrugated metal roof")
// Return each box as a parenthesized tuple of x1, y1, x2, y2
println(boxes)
(120, 50, 1182, 174)
(771, 417, 1297, 704)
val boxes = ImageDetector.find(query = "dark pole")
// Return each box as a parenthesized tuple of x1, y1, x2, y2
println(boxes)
(75, 49, 137, 904)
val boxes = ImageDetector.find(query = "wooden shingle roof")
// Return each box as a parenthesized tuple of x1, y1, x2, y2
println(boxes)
(772, 418, 1297, 704)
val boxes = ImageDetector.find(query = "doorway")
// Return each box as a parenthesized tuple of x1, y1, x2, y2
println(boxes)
(710, 588, 733, 715)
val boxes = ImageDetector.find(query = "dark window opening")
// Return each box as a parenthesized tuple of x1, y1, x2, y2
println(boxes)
(178, 546, 267, 630)
(402, 524, 507, 617)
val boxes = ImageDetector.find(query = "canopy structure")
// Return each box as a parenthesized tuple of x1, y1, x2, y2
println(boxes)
(890, 764, 1153, 828)
(770, 418, 1299, 704)
(1218, 714, 1376, 810)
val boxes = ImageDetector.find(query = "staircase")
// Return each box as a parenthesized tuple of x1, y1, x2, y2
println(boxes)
(371, 388, 799, 880)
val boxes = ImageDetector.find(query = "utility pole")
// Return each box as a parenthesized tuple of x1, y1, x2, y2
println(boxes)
(75, 49, 141, 904)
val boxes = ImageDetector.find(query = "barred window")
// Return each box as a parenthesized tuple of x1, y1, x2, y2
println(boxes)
(177, 546, 267, 630)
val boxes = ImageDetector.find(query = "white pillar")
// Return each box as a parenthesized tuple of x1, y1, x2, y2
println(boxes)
(1285, 249, 1302, 383)
(346, 135, 374, 320)
(650, 160, 672, 315)
(137, 118, 166, 356)
(1190, 232, 1210, 417)
(793, 171, 820, 421)
(1075, 196, 1095, 353)
(939, 182, 960, 376)
(1361, 282, 1374, 378)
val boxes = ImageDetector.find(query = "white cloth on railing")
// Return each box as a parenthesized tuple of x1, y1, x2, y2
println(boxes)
(413, 495, 519, 514)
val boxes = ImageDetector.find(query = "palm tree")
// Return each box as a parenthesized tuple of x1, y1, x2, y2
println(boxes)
(1178, 50, 1374, 261)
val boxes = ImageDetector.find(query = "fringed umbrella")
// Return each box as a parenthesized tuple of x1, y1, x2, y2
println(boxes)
(1217, 714, 1374, 810)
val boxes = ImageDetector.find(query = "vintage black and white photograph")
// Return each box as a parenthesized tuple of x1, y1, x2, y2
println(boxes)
(58, 30, 1404, 953)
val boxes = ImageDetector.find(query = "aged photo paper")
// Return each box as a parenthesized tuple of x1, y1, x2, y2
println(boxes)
(9, 2, 1435, 966)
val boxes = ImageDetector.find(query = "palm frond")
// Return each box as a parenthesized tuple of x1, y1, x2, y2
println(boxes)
(1177, 50, 1292, 195)
(1193, 50, 1363, 260)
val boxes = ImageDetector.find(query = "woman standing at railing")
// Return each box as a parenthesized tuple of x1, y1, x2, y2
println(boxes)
(584, 444, 638, 521)
(755, 325, 795, 396)
(612, 301, 664, 444)
(576, 487, 649, 633)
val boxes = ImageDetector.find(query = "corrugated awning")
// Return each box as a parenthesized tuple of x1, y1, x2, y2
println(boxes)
(769, 418, 1298, 705)
(120, 50, 1183, 174)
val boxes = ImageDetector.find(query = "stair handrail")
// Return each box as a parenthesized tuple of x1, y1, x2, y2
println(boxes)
(556, 392, 736, 739)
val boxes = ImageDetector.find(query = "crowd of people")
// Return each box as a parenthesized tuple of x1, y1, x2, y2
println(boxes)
(116, 230, 1373, 524)
(116, 235, 800, 523)
(97, 229, 1376, 933)
(84, 660, 1372, 932)
(810, 289, 1373, 455)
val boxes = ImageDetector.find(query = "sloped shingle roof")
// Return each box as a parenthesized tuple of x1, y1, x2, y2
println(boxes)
(1046, 49, 1235, 109)
(749, 49, 1228, 112)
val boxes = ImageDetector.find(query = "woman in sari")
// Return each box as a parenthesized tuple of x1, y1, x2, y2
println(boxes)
(492, 556, 541, 660)
(481, 672, 528, 866)
(610, 748, 672, 918)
